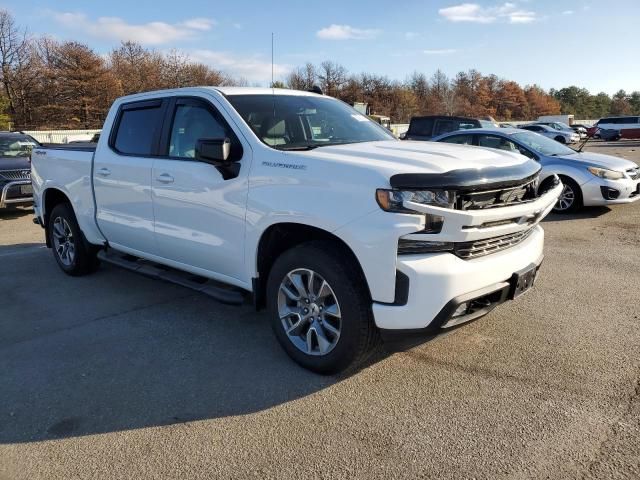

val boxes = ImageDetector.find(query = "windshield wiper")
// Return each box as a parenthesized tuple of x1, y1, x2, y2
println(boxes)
(275, 145, 320, 151)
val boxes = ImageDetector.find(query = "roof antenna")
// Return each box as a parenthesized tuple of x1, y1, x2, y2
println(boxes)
(271, 32, 276, 123)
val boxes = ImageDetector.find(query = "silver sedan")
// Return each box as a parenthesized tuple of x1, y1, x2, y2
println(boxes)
(432, 128, 640, 213)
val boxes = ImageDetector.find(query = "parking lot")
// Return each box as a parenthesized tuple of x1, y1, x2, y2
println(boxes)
(1, 141, 639, 480)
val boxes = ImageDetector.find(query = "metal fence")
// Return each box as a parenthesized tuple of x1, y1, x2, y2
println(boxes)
(23, 129, 101, 144)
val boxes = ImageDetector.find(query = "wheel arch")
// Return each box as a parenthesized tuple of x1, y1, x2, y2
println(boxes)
(253, 222, 371, 310)
(42, 188, 73, 247)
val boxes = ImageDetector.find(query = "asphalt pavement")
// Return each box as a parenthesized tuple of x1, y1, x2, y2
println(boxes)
(0, 140, 639, 480)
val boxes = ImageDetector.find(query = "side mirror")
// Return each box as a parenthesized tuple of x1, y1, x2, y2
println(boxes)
(195, 138, 231, 165)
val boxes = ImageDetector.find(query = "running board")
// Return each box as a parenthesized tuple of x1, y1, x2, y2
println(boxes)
(97, 250, 246, 305)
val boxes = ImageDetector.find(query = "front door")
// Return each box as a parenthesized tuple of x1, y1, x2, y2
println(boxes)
(151, 96, 250, 284)
(94, 99, 167, 255)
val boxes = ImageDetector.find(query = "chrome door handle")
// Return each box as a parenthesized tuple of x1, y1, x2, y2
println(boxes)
(156, 173, 174, 184)
(96, 167, 111, 177)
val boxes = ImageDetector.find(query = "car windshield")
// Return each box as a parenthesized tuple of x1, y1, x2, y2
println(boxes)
(0, 135, 38, 157)
(226, 94, 395, 150)
(512, 131, 576, 156)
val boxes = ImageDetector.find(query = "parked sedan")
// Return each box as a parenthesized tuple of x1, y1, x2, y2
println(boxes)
(0, 133, 38, 209)
(432, 128, 640, 213)
(536, 121, 586, 138)
(519, 124, 581, 144)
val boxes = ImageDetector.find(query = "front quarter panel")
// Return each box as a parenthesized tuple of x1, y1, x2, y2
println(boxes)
(243, 146, 417, 302)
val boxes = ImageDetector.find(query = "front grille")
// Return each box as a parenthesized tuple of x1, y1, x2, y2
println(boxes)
(454, 228, 534, 259)
(0, 169, 31, 180)
(457, 177, 539, 210)
(627, 167, 640, 180)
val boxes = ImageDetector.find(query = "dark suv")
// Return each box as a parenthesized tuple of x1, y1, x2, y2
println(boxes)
(0, 132, 39, 209)
(402, 116, 495, 141)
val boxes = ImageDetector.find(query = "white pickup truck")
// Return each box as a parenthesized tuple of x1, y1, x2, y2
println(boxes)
(31, 87, 562, 373)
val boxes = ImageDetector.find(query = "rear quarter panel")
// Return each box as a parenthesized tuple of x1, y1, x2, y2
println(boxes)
(31, 148, 106, 245)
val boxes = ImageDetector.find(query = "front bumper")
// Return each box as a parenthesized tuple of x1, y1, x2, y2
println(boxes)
(581, 177, 640, 206)
(0, 180, 33, 208)
(373, 225, 545, 330)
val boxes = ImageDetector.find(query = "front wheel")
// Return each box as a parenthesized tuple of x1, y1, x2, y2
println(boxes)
(553, 177, 582, 213)
(48, 203, 100, 276)
(555, 136, 566, 144)
(266, 241, 379, 374)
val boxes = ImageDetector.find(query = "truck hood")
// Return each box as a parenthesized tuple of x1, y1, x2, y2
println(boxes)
(296, 140, 530, 175)
(0, 156, 31, 171)
(557, 151, 637, 171)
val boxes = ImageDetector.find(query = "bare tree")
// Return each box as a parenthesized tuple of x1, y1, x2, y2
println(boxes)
(317, 61, 347, 97)
(0, 9, 28, 120)
(286, 63, 317, 91)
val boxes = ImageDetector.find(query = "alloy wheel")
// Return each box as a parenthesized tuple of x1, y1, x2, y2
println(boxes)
(555, 184, 575, 211)
(277, 268, 342, 356)
(52, 216, 76, 266)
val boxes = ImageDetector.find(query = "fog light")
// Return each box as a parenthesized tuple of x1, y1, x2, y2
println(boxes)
(600, 186, 620, 200)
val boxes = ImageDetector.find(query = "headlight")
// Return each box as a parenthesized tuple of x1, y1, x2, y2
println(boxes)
(376, 189, 455, 234)
(587, 166, 624, 180)
(375, 189, 455, 212)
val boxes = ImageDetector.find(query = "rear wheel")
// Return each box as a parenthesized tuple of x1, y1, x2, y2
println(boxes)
(266, 241, 379, 374)
(49, 203, 100, 276)
(553, 177, 582, 213)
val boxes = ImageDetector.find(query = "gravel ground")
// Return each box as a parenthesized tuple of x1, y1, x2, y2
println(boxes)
(0, 140, 639, 480)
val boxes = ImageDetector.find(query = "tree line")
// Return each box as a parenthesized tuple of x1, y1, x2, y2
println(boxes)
(0, 9, 637, 131)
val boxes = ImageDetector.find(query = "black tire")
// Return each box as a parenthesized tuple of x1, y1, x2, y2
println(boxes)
(48, 203, 100, 276)
(266, 241, 379, 374)
(554, 136, 566, 144)
(553, 176, 582, 213)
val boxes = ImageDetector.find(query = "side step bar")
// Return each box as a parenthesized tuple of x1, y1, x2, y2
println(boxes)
(97, 250, 246, 305)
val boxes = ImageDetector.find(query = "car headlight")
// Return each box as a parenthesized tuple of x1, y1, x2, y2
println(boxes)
(587, 166, 625, 180)
(376, 189, 455, 234)
(375, 189, 455, 212)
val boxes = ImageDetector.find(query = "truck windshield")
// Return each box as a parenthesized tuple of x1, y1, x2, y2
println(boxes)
(512, 131, 576, 156)
(0, 135, 39, 157)
(226, 94, 395, 150)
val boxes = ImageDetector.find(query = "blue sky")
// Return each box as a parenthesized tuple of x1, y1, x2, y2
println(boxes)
(3, 0, 639, 94)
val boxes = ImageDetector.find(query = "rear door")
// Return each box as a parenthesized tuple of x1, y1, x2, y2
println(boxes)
(151, 96, 250, 282)
(94, 99, 167, 255)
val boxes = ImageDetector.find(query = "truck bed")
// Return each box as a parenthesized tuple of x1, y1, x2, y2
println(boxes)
(31, 144, 104, 245)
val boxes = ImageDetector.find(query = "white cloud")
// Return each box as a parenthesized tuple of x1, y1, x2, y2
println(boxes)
(316, 24, 380, 40)
(188, 49, 291, 83)
(180, 18, 216, 31)
(423, 49, 457, 55)
(53, 12, 216, 45)
(562, 10, 574, 15)
(404, 31, 420, 39)
(439, 2, 537, 24)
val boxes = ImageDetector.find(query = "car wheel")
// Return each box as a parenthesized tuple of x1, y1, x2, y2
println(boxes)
(555, 136, 566, 144)
(48, 203, 100, 276)
(553, 177, 582, 213)
(266, 241, 379, 374)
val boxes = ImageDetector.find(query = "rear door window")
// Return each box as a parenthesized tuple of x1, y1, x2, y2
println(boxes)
(478, 135, 519, 152)
(113, 100, 164, 156)
(409, 118, 434, 136)
(440, 134, 474, 145)
(433, 120, 456, 136)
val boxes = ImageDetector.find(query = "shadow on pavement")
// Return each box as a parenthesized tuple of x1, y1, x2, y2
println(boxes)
(0, 206, 33, 221)
(543, 206, 611, 222)
(0, 244, 397, 443)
